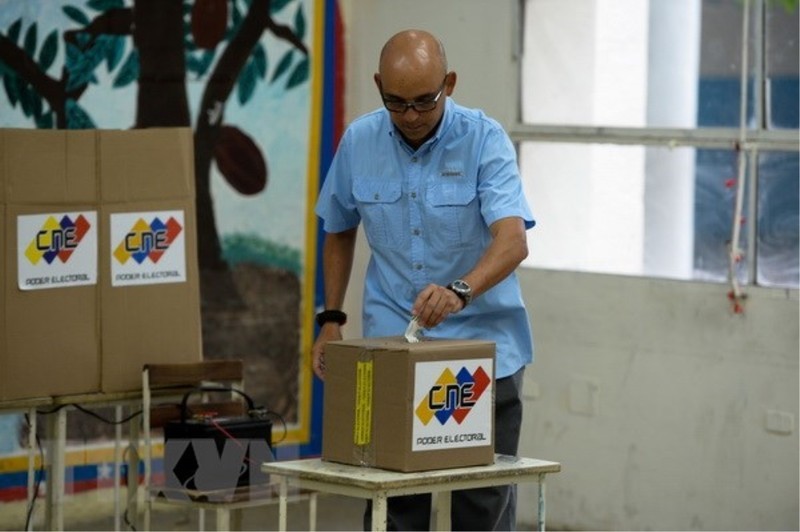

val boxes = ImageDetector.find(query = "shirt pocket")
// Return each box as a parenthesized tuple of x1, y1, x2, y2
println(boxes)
(353, 180, 404, 249)
(426, 182, 480, 249)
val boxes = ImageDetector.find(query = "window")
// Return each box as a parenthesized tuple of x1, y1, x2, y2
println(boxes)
(514, 0, 799, 289)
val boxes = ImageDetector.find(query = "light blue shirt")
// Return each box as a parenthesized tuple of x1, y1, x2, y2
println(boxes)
(316, 99, 536, 378)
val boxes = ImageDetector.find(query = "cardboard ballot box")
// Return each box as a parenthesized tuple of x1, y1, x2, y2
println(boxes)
(0, 128, 202, 401)
(322, 336, 495, 472)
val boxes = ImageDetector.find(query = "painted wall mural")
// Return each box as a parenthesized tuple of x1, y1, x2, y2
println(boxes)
(0, 0, 343, 503)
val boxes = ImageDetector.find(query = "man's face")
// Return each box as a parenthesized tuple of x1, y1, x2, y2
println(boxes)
(377, 72, 453, 149)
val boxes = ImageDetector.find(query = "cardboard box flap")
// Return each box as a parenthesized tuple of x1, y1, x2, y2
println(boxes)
(329, 336, 494, 353)
(99, 128, 194, 203)
(1, 129, 97, 204)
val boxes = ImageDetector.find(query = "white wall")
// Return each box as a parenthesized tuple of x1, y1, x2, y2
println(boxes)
(338, 1, 799, 530)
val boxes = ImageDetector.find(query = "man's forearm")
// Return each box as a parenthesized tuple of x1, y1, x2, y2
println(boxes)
(462, 217, 528, 299)
(322, 228, 358, 309)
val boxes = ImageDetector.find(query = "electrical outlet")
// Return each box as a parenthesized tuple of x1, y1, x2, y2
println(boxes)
(765, 409, 795, 435)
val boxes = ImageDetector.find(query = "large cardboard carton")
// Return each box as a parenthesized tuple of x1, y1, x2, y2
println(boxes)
(322, 336, 495, 472)
(1, 129, 100, 401)
(0, 128, 202, 401)
(98, 129, 202, 393)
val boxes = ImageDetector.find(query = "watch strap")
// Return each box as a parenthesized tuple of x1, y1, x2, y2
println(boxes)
(316, 309, 347, 327)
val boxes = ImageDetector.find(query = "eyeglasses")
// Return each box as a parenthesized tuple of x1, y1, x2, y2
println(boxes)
(381, 78, 447, 114)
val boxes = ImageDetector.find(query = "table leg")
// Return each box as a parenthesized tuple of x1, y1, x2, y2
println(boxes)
(308, 492, 318, 531)
(113, 406, 122, 531)
(215, 508, 230, 531)
(435, 491, 452, 531)
(44, 408, 66, 531)
(371, 493, 388, 532)
(538, 472, 546, 532)
(26, 408, 37, 532)
(126, 415, 140, 530)
(278, 477, 288, 531)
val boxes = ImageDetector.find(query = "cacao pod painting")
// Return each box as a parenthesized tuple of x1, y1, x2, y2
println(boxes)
(214, 125, 268, 195)
(191, 0, 228, 49)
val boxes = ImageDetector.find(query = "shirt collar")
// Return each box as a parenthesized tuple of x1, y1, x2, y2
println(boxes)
(386, 98, 454, 153)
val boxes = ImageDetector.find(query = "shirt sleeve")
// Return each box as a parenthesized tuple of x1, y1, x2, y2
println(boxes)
(315, 131, 362, 233)
(477, 124, 536, 230)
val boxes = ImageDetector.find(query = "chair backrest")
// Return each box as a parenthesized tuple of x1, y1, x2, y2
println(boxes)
(141, 359, 247, 488)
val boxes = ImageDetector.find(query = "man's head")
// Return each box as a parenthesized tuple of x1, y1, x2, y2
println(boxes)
(374, 30, 456, 149)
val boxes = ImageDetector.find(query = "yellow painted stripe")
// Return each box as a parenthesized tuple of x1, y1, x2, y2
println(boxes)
(296, 0, 327, 445)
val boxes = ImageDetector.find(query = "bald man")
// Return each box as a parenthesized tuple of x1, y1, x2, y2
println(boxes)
(313, 30, 536, 531)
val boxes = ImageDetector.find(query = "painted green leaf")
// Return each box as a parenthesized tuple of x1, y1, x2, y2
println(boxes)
(31, 91, 43, 118)
(253, 44, 267, 79)
(3, 75, 19, 107)
(270, 49, 294, 83)
(87, 0, 124, 11)
(286, 55, 308, 90)
(270, 0, 292, 14)
(187, 51, 215, 78)
(0, 59, 14, 77)
(39, 31, 59, 71)
(65, 98, 96, 129)
(23, 23, 37, 58)
(106, 35, 125, 71)
(36, 110, 54, 129)
(18, 83, 33, 117)
(65, 37, 110, 92)
(113, 50, 139, 88)
(231, 2, 242, 32)
(237, 60, 257, 105)
(197, 50, 216, 77)
(293, 5, 305, 40)
(62, 6, 91, 26)
(7, 19, 22, 44)
(75, 32, 91, 47)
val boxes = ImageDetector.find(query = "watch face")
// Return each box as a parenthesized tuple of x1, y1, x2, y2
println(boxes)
(453, 280, 470, 292)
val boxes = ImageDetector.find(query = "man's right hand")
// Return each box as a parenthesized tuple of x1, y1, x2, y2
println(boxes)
(311, 323, 343, 380)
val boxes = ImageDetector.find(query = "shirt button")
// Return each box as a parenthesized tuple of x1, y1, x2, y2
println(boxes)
(411, 157, 418, 163)
(414, 264, 423, 270)
(412, 229, 420, 236)
(410, 192, 417, 199)
(374, 193, 380, 200)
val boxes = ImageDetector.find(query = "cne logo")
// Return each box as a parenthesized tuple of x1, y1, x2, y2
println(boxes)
(25, 214, 91, 265)
(415, 365, 491, 426)
(113, 216, 183, 265)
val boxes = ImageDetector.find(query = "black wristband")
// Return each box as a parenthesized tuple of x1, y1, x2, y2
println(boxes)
(316, 309, 347, 327)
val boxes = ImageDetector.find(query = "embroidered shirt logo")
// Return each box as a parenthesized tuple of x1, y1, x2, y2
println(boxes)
(440, 170, 463, 177)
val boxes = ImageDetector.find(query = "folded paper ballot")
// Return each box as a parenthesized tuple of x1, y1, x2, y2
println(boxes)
(404, 316, 422, 343)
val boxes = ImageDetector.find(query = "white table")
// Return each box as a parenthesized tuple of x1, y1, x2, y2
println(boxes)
(262, 455, 561, 531)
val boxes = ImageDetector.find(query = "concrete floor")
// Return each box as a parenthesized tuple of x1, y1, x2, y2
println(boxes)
(0, 486, 544, 531)
(0, 490, 365, 531)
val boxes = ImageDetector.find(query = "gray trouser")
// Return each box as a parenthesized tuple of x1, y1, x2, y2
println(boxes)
(364, 367, 526, 531)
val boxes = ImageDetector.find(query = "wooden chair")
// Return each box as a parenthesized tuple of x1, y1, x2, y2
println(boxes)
(141, 360, 317, 531)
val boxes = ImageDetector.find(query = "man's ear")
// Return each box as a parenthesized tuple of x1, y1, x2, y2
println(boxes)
(445, 71, 457, 96)
(373, 73, 382, 91)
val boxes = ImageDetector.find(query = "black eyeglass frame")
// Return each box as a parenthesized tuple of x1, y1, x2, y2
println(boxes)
(380, 76, 448, 114)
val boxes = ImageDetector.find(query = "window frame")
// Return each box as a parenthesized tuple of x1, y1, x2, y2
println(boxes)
(511, 0, 799, 290)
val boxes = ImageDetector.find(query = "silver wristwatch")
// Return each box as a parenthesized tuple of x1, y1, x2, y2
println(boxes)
(446, 279, 473, 306)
